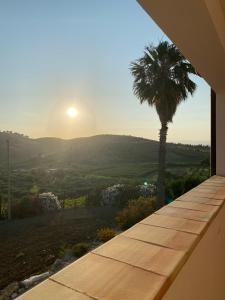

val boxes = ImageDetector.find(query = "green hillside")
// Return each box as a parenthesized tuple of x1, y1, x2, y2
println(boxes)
(0, 132, 209, 169)
(0, 132, 209, 200)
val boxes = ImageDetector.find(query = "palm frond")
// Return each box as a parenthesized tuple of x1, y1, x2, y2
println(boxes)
(130, 41, 198, 123)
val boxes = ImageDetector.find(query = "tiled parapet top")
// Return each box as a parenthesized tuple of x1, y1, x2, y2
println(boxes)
(18, 176, 225, 300)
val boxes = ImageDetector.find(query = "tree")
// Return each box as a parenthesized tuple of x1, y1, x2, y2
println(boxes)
(130, 41, 197, 207)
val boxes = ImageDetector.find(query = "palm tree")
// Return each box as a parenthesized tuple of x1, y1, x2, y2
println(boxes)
(130, 41, 197, 208)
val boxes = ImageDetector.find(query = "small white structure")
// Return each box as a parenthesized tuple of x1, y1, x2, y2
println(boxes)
(101, 184, 124, 206)
(139, 183, 156, 197)
(39, 192, 61, 211)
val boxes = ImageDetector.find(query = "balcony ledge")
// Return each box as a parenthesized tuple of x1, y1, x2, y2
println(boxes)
(17, 175, 225, 300)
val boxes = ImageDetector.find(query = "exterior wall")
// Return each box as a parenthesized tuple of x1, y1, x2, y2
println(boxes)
(161, 202, 225, 300)
(204, 0, 225, 53)
(216, 93, 225, 175)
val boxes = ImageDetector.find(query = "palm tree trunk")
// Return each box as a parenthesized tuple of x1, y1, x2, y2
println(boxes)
(157, 121, 168, 208)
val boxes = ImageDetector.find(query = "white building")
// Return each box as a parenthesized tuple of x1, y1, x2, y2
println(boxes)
(39, 192, 61, 211)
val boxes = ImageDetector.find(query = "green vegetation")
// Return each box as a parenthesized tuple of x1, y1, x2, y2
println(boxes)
(0, 132, 210, 290)
(63, 196, 86, 208)
(59, 242, 90, 258)
(72, 243, 90, 257)
(58, 245, 74, 259)
(11, 197, 42, 219)
(96, 227, 116, 242)
(0, 132, 208, 169)
(114, 185, 140, 208)
(85, 188, 103, 207)
(166, 168, 210, 200)
(131, 41, 198, 207)
(0, 132, 209, 220)
(116, 197, 156, 230)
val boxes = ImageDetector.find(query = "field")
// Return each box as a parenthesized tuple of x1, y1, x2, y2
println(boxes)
(0, 206, 118, 289)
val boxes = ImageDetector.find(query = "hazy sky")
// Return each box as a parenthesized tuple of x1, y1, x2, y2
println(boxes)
(0, 0, 210, 144)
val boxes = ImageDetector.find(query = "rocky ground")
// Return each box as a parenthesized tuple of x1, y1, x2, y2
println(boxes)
(0, 206, 117, 298)
(0, 247, 97, 300)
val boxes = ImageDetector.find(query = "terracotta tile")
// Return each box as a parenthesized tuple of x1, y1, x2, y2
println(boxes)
(202, 182, 225, 187)
(188, 191, 225, 200)
(192, 188, 225, 196)
(212, 193, 225, 200)
(200, 185, 225, 190)
(17, 279, 91, 300)
(202, 180, 225, 184)
(156, 205, 213, 222)
(182, 189, 218, 198)
(209, 175, 225, 182)
(197, 183, 225, 190)
(185, 190, 214, 197)
(168, 200, 219, 213)
(122, 223, 197, 252)
(177, 195, 223, 206)
(93, 235, 184, 277)
(141, 213, 206, 234)
(192, 188, 220, 194)
(52, 253, 166, 300)
(215, 190, 225, 196)
(204, 179, 225, 185)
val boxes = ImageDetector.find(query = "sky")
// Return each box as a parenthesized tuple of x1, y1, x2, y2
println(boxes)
(0, 0, 210, 144)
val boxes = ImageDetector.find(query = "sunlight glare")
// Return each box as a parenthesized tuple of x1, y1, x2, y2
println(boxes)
(67, 107, 78, 118)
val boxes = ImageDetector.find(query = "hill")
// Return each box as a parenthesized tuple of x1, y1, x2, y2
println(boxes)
(0, 132, 209, 199)
(0, 132, 209, 169)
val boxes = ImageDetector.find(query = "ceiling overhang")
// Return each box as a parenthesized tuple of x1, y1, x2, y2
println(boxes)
(138, 0, 225, 93)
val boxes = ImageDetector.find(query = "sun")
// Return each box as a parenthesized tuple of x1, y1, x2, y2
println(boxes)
(67, 107, 78, 118)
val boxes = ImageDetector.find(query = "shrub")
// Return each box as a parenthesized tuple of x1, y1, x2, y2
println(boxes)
(72, 243, 89, 257)
(96, 227, 116, 242)
(183, 174, 207, 192)
(11, 196, 42, 219)
(116, 185, 140, 208)
(59, 243, 89, 259)
(166, 179, 184, 199)
(116, 196, 156, 230)
(58, 245, 73, 259)
(166, 171, 209, 200)
(86, 188, 102, 206)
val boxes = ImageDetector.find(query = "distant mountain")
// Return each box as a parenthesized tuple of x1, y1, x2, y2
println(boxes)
(0, 132, 209, 169)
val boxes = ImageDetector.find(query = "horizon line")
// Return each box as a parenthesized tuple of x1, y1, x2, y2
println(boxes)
(0, 130, 210, 146)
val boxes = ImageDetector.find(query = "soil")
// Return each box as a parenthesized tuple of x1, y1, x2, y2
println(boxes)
(0, 206, 117, 289)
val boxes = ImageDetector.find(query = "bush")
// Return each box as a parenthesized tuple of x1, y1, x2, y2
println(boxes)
(59, 243, 89, 259)
(166, 170, 209, 200)
(116, 196, 156, 230)
(96, 227, 116, 242)
(183, 174, 206, 192)
(58, 245, 73, 259)
(86, 188, 102, 206)
(72, 243, 89, 257)
(116, 185, 140, 208)
(11, 196, 42, 219)
(166, 179, 184, 199)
